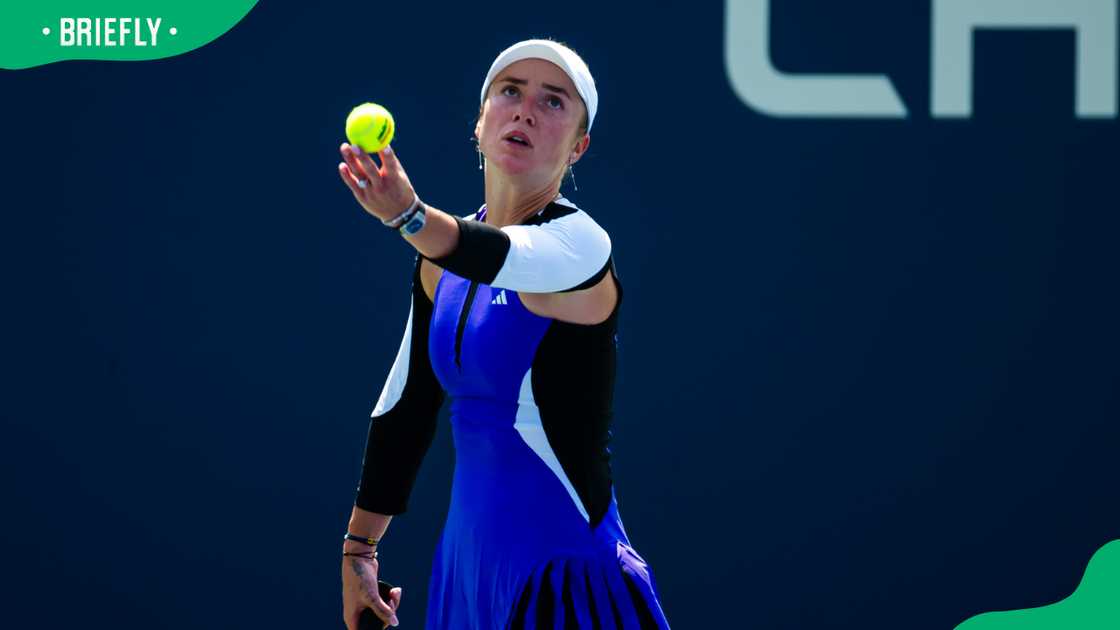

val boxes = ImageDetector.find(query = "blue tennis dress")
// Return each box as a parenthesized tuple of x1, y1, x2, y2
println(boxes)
(356, 198, 670, 629)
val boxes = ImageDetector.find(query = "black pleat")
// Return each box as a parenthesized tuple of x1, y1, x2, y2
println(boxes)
(562, 567, 579, 630)
(607, 583, 625, 630)
(584, 571, 603, 630)
(509, 573, 534, 630)
(512, 563, 664, 629)
(622, 571, 661, 630)
(536, 561, 556, 627)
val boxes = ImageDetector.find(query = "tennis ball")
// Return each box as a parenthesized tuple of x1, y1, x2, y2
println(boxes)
(345, 102, 395, 153)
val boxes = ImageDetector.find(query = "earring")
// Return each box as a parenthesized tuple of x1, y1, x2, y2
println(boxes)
(568, 164, 578, 192)
(471, 136, 484, 170)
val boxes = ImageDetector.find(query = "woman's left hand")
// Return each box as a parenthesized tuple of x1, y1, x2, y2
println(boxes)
(338, 143, 417, 223)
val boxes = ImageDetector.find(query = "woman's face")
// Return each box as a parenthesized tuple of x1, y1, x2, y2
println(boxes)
(476, 58, 590, 184)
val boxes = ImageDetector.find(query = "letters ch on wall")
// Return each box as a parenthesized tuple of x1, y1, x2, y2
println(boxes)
(724, 0, 1118, 118)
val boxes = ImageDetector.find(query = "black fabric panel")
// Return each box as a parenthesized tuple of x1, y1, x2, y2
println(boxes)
(622, 572, 662, 630)
(355, 256, 445, 514)
(523, 202, 579, 226)
(428, 215, 510, 284)
(562, 569, 579, 630)
(536, 561, 556, 627)
(509, 573, 534, 630)
(530, 269, 624, 528)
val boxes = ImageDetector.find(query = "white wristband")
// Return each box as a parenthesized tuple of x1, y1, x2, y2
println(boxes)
(382, 196, 421, 228)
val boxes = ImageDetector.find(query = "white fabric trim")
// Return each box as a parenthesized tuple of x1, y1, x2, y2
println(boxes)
(513, 368, 591, 523)
(492, 209, 611, 293)
(371, 302, 413, 417)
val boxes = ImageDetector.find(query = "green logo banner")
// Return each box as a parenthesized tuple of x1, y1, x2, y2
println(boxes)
(957, 540, 1120, 630)
(0, 1, 258, 70)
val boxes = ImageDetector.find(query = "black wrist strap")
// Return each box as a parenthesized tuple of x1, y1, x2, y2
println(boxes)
(344, 533, 380, 546)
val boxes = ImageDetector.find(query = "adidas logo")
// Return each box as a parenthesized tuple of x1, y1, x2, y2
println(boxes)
(490, 290, 508, 305)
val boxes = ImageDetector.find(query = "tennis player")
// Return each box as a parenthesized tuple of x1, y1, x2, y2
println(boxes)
(338, 39, 671, 630)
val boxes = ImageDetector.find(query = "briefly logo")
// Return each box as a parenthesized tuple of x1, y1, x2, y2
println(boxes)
(724, 0, 1119, 119)
(0, 2, 259, 71)
(490, 290, 509, 306)
(49, 18, 174, 48)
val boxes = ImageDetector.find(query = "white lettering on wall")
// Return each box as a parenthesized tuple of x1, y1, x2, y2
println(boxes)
(725, 0, 1119, 119)
(932, 0, 1117, 118)
(724, 0, 909, 118)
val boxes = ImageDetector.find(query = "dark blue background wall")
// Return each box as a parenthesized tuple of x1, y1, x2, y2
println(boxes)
(2, 2, 1117, 628)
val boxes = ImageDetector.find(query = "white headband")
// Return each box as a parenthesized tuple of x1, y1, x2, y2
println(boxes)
(480, 39, 598, 132)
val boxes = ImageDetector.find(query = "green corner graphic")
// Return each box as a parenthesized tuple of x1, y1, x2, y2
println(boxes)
(1, 1, 258, 70)
(956, 540, 1120, 630)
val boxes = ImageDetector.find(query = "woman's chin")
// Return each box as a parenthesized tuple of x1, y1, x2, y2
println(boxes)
(487, 153, 538, 177)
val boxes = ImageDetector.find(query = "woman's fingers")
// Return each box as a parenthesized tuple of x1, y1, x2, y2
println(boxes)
(338, 163, 365, 196)
(355, 148, 384, 185)
(367, 587, 400, 627)
(338, 142, 414, 225)
(379, 145, 401, 175)
(341, 143, 377, 186)
(389, 586, 403, 612)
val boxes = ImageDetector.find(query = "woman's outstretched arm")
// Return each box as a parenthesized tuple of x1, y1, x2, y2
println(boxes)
(338, 143, 611, 294)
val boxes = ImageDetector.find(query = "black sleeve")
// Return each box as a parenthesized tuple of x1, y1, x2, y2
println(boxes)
(426, 215, 512, 283)
(354, 256, 445, 514)
(428, 204, 612, 293)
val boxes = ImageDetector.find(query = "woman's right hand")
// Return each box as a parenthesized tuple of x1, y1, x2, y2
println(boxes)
(338, 143, 418, 225)
(342, 552, 401, 629)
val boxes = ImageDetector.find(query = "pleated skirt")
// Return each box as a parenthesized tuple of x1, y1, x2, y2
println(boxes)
(423, 475, 672, 629)
(504, 541, 670, 629)
(424, 407, 671, 629)
(426, 529, 670, 630)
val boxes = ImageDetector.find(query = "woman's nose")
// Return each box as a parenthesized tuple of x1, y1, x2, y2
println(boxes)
(513, 106, 535, 127)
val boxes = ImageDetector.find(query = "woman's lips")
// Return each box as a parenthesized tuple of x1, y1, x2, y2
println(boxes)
(503, 131, 532, 147)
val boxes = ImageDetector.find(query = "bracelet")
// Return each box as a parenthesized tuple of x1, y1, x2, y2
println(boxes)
(344, 533, 380, 546)
(391, 199, 423, 230)
(343, 550, 378, 559)
(382, 196, 422, 229)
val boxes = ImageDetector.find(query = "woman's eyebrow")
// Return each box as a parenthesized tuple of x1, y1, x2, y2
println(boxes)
(541, 83, 571, 99)
(500, 76, 571, 99)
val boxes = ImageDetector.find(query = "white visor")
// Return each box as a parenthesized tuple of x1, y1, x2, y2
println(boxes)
(480, 39, 598, 132)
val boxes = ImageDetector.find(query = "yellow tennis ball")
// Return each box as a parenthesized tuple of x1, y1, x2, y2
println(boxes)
(345, 103, 395, 153)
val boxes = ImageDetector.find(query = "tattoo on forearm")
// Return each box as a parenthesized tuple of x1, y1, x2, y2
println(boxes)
(349, 557, 377, 594)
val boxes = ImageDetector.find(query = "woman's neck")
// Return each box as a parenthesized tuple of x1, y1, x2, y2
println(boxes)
(483, 169, 562, 227)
